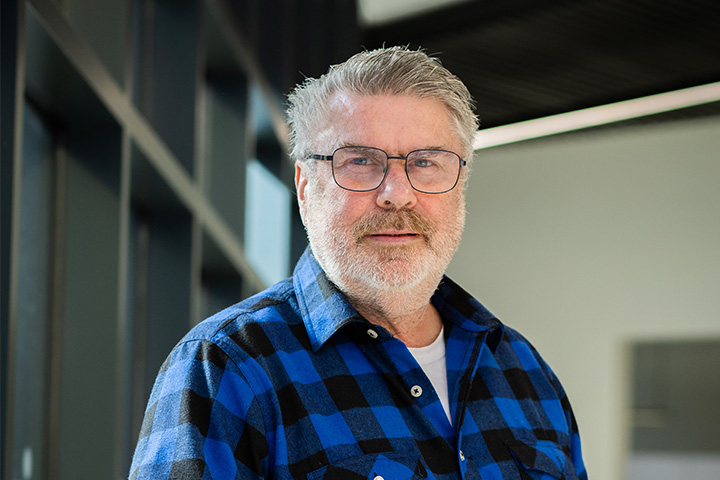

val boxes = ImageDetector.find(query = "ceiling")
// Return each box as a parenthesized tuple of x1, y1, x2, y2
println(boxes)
(357, 0, 472, 26)
(361, 0, 720, 130)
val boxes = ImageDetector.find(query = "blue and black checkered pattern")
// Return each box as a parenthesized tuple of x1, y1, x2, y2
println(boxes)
(130, 248, 587, 479)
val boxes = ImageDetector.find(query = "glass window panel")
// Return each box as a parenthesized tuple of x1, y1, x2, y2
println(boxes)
(62, 0, 127, 86)
(628, 340, 720, 479)
(58, 141, 121, 480)
(13, 102, 54, 480)
(204, 80, 247, 238)
(244, 159, 290, 286)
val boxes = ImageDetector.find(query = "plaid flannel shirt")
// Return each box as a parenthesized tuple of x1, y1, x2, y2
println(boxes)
(130, 248, 587, 480)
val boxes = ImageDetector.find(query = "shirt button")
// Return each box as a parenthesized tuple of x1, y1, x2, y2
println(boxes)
(459, 450, 466, 461)
(410, 385, 423, 397)
(373, 476, 384, 480)
(367, 329, 378, 339)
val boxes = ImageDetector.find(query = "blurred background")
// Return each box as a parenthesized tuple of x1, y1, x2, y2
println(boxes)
(2, 0, 719, 479)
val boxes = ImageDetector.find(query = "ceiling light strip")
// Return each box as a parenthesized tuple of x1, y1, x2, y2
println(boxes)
(473, 81, 720, 150)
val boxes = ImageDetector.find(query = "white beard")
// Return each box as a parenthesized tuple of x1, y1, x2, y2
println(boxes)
(304, 193, 465, 318)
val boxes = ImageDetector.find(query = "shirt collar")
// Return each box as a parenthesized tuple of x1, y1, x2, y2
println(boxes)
(431, 277, 504, 352)
(293, 247, 504, 352)
(293, 248, 365, 352)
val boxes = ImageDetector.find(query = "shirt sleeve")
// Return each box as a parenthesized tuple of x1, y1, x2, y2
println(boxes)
(509, 331, 588, 479)
(539, 351, 588, 480)
(129, 339, 269, 480)
(565, 394, 588, 480)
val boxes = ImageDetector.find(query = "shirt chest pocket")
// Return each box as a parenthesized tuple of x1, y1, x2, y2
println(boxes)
(505, 439, 570, 480)
(306, 452, 430, 480)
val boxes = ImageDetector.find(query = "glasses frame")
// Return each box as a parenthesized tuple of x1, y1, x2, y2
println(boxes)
(307, 146, 467, 194)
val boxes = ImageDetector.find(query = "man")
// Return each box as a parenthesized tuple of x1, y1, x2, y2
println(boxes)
(130, 47, 587, 479)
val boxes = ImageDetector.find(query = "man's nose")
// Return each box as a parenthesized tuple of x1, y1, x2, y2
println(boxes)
(375, 159, 417, 209)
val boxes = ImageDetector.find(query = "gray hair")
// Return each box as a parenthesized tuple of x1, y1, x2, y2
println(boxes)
(286, 46, 478, 165)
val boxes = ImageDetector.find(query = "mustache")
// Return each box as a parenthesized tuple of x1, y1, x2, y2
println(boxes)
(352, 209, 437, 243)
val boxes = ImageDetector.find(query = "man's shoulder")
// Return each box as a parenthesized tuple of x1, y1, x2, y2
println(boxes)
(181, 277, 303, 355)
(437, 277, 555, 374)
(491, 323, 563, 385)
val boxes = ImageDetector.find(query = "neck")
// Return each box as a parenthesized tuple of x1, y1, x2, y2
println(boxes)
(344, 281, 443, 348)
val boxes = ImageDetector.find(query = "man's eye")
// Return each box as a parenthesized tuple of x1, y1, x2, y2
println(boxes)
(349, 157, 370, 166)
(411, 158, 436, 168)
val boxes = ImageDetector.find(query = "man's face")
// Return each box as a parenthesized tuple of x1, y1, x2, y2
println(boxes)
(295, 93, 466, 295)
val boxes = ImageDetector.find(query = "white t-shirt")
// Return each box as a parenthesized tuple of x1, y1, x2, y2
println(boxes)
(407, 327, 452, 424)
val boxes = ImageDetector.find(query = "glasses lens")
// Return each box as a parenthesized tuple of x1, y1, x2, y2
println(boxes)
(406, 150, 461, 193)
(332, 147, 387, 191)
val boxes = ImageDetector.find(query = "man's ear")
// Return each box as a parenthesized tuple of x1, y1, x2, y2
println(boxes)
(295, 161, 309, 226)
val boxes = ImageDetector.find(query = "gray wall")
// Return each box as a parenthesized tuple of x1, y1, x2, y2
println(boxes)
(448, 115, 720, 480)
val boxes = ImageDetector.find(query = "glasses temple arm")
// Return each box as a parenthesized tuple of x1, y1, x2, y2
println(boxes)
(307, 154, 333, 161)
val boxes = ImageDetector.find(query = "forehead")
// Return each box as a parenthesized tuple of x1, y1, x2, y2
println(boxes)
(318, 92, 462, 154)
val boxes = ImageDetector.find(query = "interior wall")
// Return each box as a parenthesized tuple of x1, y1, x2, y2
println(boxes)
(447, 115, 720, 480)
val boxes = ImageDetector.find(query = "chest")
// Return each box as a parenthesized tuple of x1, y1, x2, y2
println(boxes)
(260, 332, 573, 479)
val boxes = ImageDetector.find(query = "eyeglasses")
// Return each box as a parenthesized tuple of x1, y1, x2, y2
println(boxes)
(307, 146, 466, 194)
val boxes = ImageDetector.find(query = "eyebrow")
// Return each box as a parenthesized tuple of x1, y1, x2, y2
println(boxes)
(337, 144, 450, 154)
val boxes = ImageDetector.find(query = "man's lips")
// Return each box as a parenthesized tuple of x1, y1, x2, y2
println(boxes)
(365, 231, 422, 243)
(371, 231, 418, 236)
